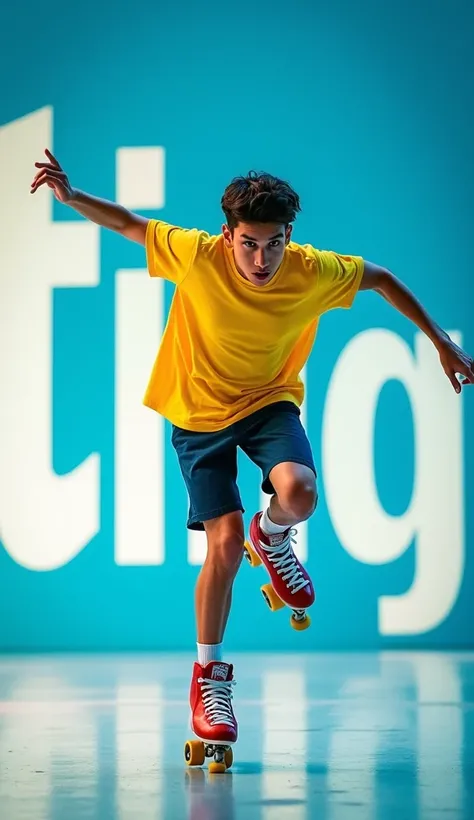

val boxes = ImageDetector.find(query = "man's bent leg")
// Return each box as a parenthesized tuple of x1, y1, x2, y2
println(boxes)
(246, 462, 317, 611)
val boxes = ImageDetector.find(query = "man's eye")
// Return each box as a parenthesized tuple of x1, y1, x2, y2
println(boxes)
(243, 241, 256, 248)
(269, 241, 281, 247)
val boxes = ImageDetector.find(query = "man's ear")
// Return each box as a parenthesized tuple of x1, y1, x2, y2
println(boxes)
(222, 224, 233, 247)
(285, 225, 293, 245)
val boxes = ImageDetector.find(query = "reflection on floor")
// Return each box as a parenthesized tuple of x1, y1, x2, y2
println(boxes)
(0, 652, 473, 819)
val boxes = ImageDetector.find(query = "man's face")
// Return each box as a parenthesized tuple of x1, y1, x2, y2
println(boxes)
(222, 221, 292, 287)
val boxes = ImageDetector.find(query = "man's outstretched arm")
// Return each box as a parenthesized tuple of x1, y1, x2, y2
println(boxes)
(360, 260, 474, 393)
(30, 148, 149, 245)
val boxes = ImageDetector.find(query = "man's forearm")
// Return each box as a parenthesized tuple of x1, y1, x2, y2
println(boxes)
(68, 189, 132, 232)
(377, 272, 448, 349)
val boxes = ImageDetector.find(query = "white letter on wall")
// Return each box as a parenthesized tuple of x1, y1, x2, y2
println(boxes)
(115, 271, 165, 565)
(0, 107, 100, 570)
(322, 329, 464, 635)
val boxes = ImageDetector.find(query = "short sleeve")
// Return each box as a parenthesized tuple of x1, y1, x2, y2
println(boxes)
(315, 250, 364, 313)
(145, 219, 200, 284)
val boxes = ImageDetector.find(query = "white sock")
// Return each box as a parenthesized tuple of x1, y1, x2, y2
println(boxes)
(197, 642, 223, 666)
(260, 507, 289, 535)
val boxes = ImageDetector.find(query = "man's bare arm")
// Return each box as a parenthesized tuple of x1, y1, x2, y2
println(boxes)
(30, 148, 149, 245)
(360, 259, 474, 393)
(66, 189, 149, 244)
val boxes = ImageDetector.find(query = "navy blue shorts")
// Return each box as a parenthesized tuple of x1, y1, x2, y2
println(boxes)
(171, 401, 317, 530)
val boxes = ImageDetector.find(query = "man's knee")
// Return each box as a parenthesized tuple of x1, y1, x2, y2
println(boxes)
(204, 514, 245, 577)
(278, 474, 318, 521)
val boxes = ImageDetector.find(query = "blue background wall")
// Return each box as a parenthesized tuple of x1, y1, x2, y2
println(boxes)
(0, 0, 472, 651)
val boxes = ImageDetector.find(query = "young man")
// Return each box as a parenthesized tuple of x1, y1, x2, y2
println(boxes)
(31, 150, 473, 764)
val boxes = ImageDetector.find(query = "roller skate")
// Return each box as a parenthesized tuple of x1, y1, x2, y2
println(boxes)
(244, 511, 315, 630)
(184, 661, 236, 774)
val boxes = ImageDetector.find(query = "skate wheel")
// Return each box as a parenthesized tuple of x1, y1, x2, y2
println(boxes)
(244, 540, 262, 568)
(209, 761, 227, 774)
(224, 747, 233, 769)
(184, 739, 205, 766)
(290, 612, 311, 631)
(261, 583, 285, 612)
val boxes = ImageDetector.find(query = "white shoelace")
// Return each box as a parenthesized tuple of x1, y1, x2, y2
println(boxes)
(198, 677, 236, 726)
(261, 528, 309, 595)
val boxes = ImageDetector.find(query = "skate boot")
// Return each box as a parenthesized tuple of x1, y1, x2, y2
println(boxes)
(184, 661, 236, 774)
(244, 511, 315, 630)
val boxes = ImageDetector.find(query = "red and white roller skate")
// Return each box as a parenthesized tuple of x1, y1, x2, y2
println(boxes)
(244, 511, 315, 631)
(184, 661, 237, 774)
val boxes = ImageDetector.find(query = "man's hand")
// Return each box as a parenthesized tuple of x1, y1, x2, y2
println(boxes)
(29, 150, 148, 244)
(30, 149, 74, 203)
(436, 333, 474, 394)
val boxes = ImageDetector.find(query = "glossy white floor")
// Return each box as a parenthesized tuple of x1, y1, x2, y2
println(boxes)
(0, 652, 473, 819)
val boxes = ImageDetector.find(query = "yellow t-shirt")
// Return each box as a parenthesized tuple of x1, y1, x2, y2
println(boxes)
(144, 219, 364, 431)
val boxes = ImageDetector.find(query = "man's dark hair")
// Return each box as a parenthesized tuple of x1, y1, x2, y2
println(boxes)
(221, 171, 301, 231)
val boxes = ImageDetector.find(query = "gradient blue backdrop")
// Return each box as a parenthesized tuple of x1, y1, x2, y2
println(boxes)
(0, 0, 472, 651)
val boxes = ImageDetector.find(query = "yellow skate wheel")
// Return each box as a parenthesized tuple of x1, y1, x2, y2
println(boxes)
(224, 747, 233, 769)
(244, 540, 262, 568)
(261, 583, 285, 612)
(290, 612, 311, 631)
(184, 739, 205, 766)
(208, 761, 227, 774)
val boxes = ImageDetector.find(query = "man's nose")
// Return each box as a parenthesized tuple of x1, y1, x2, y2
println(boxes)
(254, 250, 268, 269)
